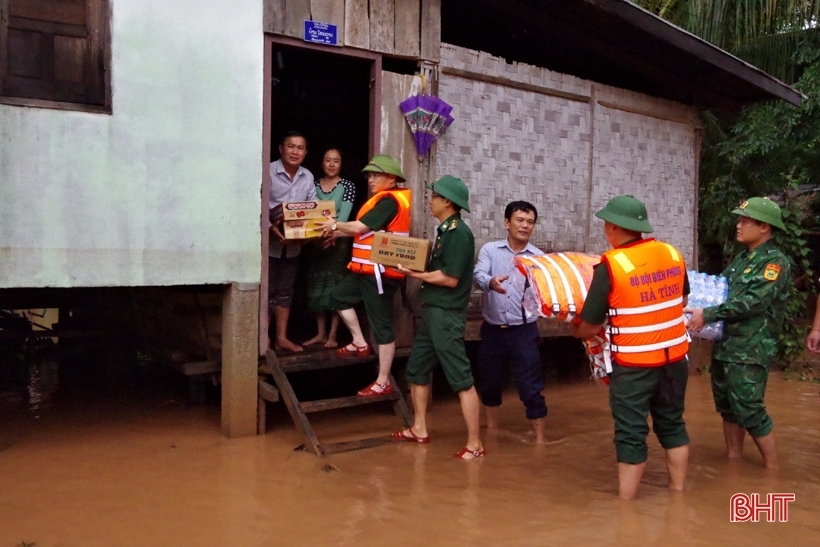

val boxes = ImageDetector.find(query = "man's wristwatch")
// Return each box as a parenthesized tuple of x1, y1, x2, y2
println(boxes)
(331, 222, 337, 231)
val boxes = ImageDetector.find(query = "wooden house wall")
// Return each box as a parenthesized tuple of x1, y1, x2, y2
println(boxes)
(263, 0, 440, 60)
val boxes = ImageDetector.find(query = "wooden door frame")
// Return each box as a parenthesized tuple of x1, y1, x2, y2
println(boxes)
(259, 35, 383, 355)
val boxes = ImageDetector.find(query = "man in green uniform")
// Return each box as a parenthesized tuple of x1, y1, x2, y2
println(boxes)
(392, 176, 484, 460)
(688, 197, 791, 469)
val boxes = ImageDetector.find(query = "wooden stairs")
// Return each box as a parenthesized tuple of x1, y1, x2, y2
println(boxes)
(263, 347, 413, 456)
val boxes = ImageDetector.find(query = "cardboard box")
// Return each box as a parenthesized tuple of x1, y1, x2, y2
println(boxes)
(369, 234, 431, 272)
(283, 217, 327, 240)
(272, 200, 336, 223)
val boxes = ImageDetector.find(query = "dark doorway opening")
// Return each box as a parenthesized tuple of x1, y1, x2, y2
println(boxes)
(269, 44, 372, 345)
(270, 45, 371, 209)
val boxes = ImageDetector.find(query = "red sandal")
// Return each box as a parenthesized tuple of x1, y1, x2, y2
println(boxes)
(336, 343, 371, 357)
(391, 428, 430, 444)
(357, 381, 394, 397)
(454, 447, 485, 460)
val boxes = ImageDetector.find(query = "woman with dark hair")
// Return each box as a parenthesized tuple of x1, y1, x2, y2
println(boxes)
(303, 148, 356, 347)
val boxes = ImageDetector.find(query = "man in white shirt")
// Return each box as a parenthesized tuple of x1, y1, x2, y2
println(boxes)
(269, 131, 316, 352)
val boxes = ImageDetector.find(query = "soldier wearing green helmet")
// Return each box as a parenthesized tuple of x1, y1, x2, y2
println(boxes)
(688, 196, 791, 469)
(360, 154, 407, 181)
(393, 175, 484, 460)
(571, 194, 691, 499)
(318, 153, 411, 397)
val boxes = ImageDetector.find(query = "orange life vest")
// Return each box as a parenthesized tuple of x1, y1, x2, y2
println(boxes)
(348, 188, 412, 280)
(601, 238, 689, 368)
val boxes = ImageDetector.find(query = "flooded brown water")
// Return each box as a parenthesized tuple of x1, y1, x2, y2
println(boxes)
(1, 371, 818, 547)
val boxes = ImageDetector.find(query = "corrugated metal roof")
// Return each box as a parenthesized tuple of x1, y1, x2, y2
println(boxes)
(442, 0, 803, 108)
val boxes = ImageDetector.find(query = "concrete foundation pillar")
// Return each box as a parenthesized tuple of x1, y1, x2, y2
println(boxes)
(221, 282, 260, 438)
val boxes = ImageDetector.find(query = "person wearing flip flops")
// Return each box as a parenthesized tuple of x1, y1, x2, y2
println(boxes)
(393, 176, 484, 460)
(318, 155, 412, 397)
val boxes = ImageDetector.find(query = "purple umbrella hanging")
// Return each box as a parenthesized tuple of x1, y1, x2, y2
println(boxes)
(400, 91, 455, 160)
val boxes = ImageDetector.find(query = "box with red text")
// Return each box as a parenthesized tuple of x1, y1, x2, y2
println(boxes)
(369, 234, 431, 272)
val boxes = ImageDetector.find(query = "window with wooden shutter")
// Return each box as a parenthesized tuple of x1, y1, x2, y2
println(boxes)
(0, 0, 110, 110)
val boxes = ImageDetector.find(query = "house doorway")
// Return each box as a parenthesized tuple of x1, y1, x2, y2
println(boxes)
(262, 41, 376, 353)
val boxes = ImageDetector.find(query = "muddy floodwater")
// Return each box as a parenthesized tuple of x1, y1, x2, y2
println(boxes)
(1, 371, 818, 546)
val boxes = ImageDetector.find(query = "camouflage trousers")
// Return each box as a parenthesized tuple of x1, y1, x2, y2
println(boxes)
(710, 359, 773, 438)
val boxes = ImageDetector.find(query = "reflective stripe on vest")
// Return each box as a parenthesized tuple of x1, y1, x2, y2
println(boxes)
(516, 252, 599, 322)
(610, 296, 683, 316)
(602, 239, 689, 367)
(347, 188, 412, 292)
(610, 333, 689, 354)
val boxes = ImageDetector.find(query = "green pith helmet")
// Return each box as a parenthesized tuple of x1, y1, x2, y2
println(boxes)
(427, 175, 471, 212)
(731, 197, 786, 231)
(594, 194, 654, 233)
(361, 154, 406, 182)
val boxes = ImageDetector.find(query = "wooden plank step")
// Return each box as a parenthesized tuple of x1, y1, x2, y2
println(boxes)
(258, 379, 280, 403)
(299, 392, 399, 413)
(321, 436, 393, 455)
(171, 360, 220, 376)
(277, 347, 412, 373)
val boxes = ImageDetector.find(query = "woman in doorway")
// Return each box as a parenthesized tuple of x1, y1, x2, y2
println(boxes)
(304, 147, 356, 347)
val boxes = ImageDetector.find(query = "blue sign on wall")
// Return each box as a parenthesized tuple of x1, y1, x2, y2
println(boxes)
(304, 21, 339, 46)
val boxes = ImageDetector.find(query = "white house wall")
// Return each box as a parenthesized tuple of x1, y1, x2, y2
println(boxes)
(436, 44, 697, 265)
(0, 0, 263, 288)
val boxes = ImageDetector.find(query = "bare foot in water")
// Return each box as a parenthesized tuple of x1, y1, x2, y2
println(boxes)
(484, 406, 499, 429)
(525, 429, 568, 445)
(323, 338, 338, 348)
(275, 338, 303, 352)
(302, 334, 327, 346)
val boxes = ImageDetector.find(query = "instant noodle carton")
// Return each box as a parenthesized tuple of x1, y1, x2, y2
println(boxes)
(272, 200, 336, 222)
(271, 200, 336, 240)
(369, 234, 431, 272)
(283, 218, 328, 240)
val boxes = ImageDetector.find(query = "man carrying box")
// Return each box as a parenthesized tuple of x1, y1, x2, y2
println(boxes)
(269, 131, 316, 353)
(318, 155, 412, 397)
(394, 176, 484, 460)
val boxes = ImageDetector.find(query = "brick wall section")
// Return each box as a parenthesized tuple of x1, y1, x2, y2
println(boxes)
(436, 44, 698, 267)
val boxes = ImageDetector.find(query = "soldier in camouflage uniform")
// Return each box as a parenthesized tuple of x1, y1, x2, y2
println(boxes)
(688, 197, 790, 469)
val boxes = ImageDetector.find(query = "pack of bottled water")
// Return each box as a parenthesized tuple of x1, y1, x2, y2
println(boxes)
(685, 270, 727, 341)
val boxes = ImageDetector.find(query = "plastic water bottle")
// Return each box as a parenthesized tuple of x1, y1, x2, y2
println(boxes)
(684, 271, 727, 341)
(706, 275, 717, 307)
(687, 271, 702, 309)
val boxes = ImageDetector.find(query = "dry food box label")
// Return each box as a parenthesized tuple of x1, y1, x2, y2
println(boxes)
(369, 233, 431, 272)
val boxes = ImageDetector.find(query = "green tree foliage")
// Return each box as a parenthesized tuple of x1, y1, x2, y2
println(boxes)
(635, 0, 820, 82)
(707, 45, 820, 362)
